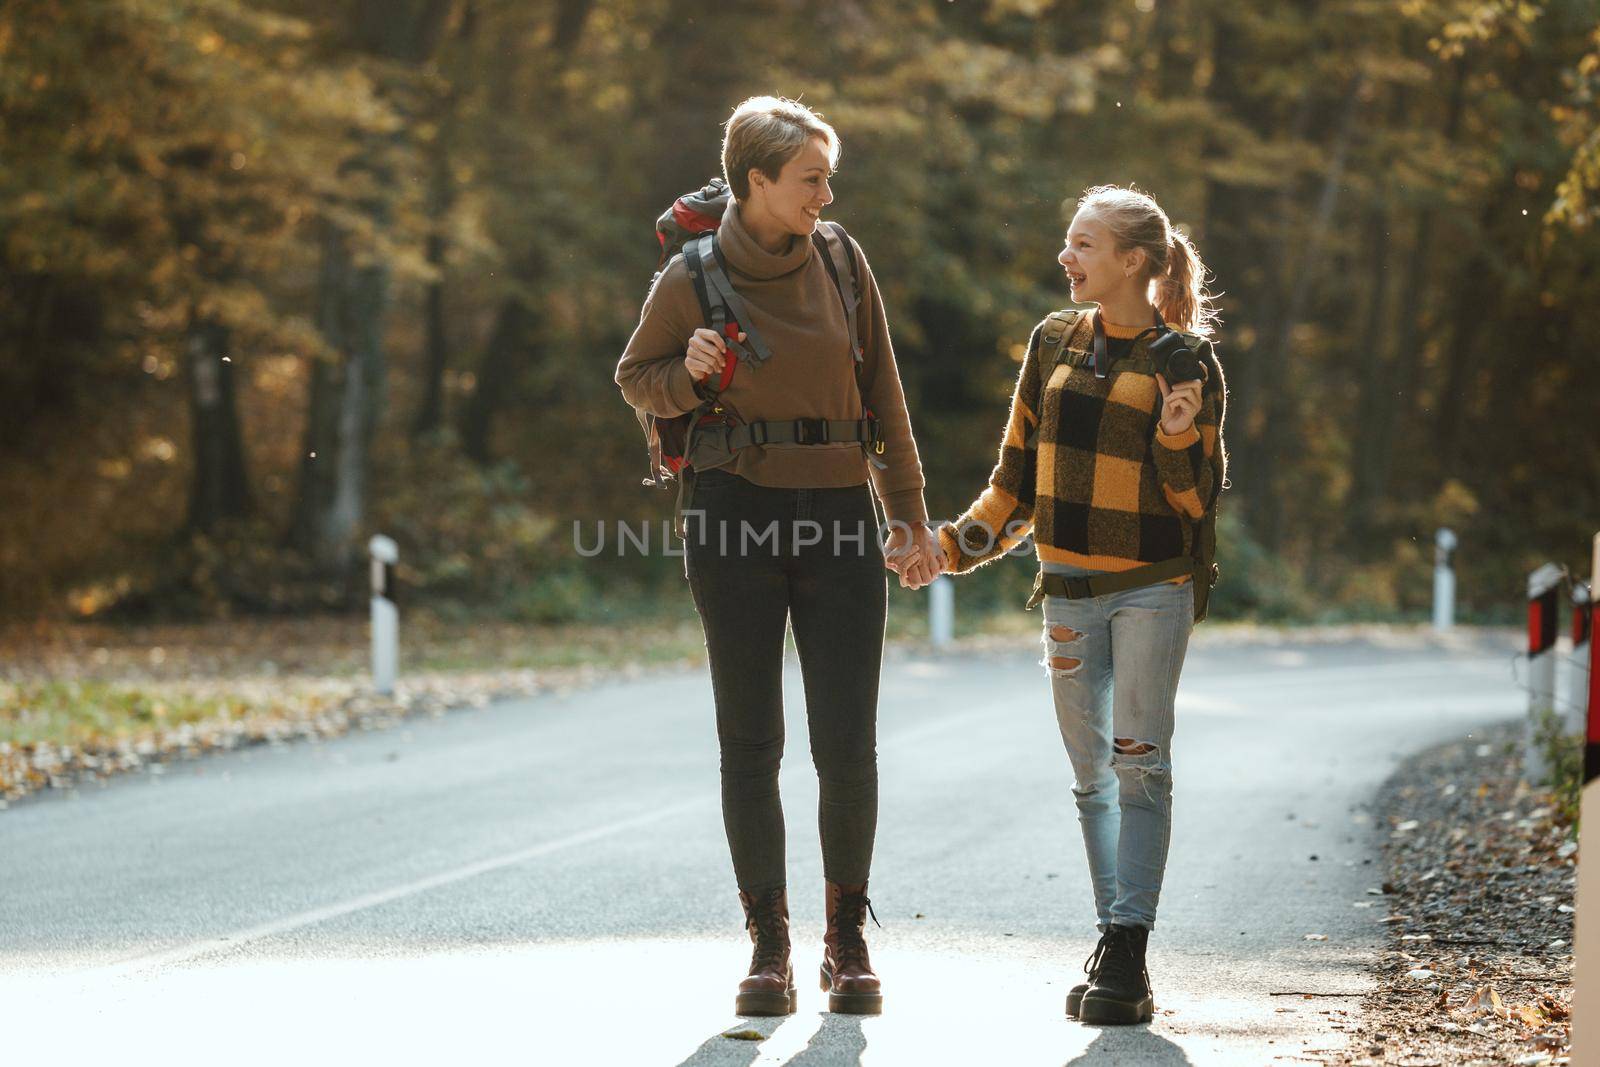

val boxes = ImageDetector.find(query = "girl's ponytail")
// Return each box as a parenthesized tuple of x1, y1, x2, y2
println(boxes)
(1157, 229, 1219, 340)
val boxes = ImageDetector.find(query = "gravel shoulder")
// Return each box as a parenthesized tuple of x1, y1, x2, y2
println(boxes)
(1342, 721, 1576, 1066)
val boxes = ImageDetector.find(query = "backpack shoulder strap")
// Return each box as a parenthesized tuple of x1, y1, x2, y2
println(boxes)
(812, 221, 864, 363)
(689, 233, 774, 365)
(1038, 310, 1083, 376)
(680, 237, 717, 329)
(1022, 310, 1083, 451)
(808, 223, 884, 473)
(1174, 331, 1226, 455)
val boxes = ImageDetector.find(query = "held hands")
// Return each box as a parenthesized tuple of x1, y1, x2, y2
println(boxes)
(884, 522, 946, 591)
(685, 327, 745, 383)
(1155, 373, 1203, 437)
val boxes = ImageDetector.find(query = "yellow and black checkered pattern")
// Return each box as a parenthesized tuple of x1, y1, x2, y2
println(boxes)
(940, 312, 1226, 576)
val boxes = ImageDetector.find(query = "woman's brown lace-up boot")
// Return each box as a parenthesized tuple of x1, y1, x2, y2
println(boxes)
(820, 881, 883, 1014)
(735, 887, 796, 1016)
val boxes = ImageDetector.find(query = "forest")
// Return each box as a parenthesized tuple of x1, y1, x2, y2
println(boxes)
(3, 0, 1597, 626)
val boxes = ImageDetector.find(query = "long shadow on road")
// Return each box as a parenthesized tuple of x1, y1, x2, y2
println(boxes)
(673, 1013, 867, 1067)
(1066, 1027, 1193, 1065)
(787, 1015, 867, 1067)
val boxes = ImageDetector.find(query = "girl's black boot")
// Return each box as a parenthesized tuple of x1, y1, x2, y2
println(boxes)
(1066, 927, 1114, 1018)
(1078, 924, 1153, 1025)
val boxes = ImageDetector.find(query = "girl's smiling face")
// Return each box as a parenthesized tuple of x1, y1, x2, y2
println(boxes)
(749, 136, 834, 236)
(1058, 210, 1144, 306)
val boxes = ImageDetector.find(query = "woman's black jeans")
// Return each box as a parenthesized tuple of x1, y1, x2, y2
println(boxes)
(684, 467, 888, 892)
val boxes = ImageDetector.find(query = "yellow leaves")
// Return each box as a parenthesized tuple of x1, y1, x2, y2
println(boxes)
(97, 458, 133, 481)
(591, 84, 629, 114)
(197, 31, 223, 55)
(139, 354, 173, 381)
(909, 40, 1099, 120)
(288, 68, 402, 134)
(138, 437, 177, 463)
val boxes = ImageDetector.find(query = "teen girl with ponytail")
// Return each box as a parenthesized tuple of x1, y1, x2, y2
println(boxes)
(934, 185, 1227, 1025)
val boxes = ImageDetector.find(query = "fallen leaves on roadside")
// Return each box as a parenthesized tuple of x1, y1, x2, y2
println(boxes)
(1458, 984, 1507, 1020)
(1512, 1003, 1547, 1027)
(0, 616, 714, 803)
(1349, 723, 1575, 1066)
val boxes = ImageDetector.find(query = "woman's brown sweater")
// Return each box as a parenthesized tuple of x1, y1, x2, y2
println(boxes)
(615, 201, 928, 524)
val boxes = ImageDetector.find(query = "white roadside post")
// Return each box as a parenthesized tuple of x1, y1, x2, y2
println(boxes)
(1573, 533, 1600, 1064)
(370, 534, 399, 696)
(1526, 563, 1565, 785)
(929, 575, 954, 649)
(1432, 527, 1456, 632)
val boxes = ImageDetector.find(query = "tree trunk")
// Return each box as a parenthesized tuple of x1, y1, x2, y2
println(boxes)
(459, 290, 538, 464)
(1437, 176, 1516, 473)
(1397, 58, 1467, 430)
(448, 0, 595, 461)
(184, 312, 252, 532)
(1344, 202, 1394, 545)
(1250, 74, 1365, 550)
(1346, 81, 1431, 545)
(289, 221, 390, 566)
(288, 0, 459, 570)
(1200, 5, 1317, 546)
(411, 124, 455, 438)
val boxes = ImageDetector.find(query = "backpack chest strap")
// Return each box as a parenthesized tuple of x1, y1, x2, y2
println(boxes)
(725, 415, 881, 451)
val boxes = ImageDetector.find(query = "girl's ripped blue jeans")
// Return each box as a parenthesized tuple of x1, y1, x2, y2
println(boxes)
(1040, 562, 1194, 932)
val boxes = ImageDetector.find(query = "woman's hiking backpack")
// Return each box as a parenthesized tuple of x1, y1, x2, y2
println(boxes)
(630, 178, 877, 495)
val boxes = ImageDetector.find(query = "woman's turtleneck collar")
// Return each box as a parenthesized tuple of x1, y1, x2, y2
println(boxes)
(719, 198, 812, 281)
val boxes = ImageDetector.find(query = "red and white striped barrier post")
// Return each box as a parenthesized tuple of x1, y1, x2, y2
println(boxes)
(1526, 563, 1566, 784)
(1571, 580, 1593, 732)
(1572, 535, 1599, 1062)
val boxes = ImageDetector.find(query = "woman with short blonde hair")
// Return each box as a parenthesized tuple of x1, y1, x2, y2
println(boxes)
(618, 95, 938, 1018)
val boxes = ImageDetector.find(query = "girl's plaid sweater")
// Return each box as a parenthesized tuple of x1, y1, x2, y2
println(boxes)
(938, 312, 1227, 576)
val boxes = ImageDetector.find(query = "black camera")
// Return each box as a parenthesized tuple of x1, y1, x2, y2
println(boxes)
(1148, 328, 1208, 386)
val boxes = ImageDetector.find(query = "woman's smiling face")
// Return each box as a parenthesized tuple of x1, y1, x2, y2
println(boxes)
(1059, 210, 1137, 305)
(750, 137, 834, 236)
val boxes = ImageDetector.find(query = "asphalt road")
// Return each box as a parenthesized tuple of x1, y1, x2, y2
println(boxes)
(0, 626, 1523, 1065)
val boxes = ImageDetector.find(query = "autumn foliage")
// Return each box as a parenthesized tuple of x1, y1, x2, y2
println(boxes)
(1, 0, 1597, 622)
